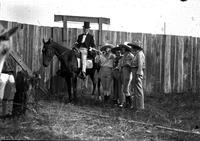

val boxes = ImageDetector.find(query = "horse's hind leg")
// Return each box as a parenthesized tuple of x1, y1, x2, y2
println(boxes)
(98, 78, 101, 101)
(89, 73, 96, 96)
(72, 76, 77, 102)
(65, 77, 72, 103)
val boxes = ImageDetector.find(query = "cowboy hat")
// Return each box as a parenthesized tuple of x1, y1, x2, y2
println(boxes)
(83, 21, 90, 28)
(100, 44, 115, 51)
(111, 46, 121, 54)
(118, 44, 132, 52)
(127, 41, 143, 50)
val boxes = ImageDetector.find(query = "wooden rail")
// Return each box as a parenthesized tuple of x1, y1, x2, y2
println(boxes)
(9, 50, 48, 95)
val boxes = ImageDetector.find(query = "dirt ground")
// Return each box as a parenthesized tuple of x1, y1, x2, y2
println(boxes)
(0, 91, 200, 141)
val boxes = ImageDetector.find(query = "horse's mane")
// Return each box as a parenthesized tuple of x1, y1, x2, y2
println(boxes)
(51, 41, 71, 52)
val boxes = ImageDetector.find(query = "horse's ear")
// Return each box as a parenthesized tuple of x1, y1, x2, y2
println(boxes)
(47, 38, 53, 43)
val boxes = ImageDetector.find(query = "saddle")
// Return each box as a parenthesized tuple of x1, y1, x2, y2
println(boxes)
(73, 47, 94, 69)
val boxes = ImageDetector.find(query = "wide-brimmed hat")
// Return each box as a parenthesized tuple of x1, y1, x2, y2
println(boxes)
(111, 46, 121, 54)
(83, 21, 90, 28)
(118, 44, 132, 52)
(100, 44, 115, 51)
(127, 41, 143, 50)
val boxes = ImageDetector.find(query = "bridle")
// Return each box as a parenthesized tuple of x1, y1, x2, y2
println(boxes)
(57, 50, 68, 59)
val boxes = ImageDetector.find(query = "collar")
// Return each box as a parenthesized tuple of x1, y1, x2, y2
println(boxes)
(83, 33, 88, 35)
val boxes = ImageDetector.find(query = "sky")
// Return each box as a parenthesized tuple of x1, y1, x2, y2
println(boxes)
(0, 0, 200, 37)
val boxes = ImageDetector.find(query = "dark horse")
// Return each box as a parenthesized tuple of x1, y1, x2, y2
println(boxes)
(42, 38, 100, 102)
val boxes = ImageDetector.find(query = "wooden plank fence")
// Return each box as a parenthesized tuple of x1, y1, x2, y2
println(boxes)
(1, 20, 200, 95)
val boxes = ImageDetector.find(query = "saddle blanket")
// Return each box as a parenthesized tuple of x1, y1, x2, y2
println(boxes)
(77, 58, 93, 69)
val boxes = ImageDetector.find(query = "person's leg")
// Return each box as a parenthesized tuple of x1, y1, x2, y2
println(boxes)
(105, 70, 112, 102)
(112, 71, 117, 102)
(120, 67, 132, 107)
(79, 48, 87, 78)
(132, 68, 144, 110)
(100, 67, 107, 102)
(117, 71, 123, 104)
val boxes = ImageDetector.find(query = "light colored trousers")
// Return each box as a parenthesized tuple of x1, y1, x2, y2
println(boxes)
(131, 68, 144, 109)
(122, 66, 132, 97)
(100, 67, 112, 96)
(79, 47, 88, 73)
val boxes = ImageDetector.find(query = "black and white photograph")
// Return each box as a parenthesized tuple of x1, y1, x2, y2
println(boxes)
(0, 0, 200, 140)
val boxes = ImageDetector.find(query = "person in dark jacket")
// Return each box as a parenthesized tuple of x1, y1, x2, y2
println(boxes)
(118, 44, 135, 108)
(111, 46, 124, 106)
(77, 21, 96, 79)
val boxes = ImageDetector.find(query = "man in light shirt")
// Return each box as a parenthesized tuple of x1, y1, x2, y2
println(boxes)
(128, 41, 145, 111)
(76, 22, 96, 79)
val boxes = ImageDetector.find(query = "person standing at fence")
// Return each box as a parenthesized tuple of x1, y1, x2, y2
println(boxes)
(128, 41, 145, 110)
(118, 44, 135, 108)
(98, 44, 115, 103)
(111, 46, 124, 106)
(77, 21, 96, 79)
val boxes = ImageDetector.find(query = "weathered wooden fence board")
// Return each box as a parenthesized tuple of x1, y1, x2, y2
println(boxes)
(1, 20, 200, 95)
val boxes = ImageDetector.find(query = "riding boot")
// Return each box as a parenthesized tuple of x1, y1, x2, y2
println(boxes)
(107, 95, 110, 104)
(125, 96, 131, 108)
(104, 95, 107, 103)
(130, 96, 134, 109)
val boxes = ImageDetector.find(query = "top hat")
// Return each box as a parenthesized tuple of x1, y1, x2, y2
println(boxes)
(118, 44, 132, 52)
(100, 44, 115, 51)
(127, 41, 143, 50)
(83, 21, 90, 28)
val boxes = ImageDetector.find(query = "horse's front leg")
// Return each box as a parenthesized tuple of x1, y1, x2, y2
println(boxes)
(98, 78, 101, 101)
(65, 77, 72, 103)
(72, 74, 77, 102)
(89, 72, 96, 96)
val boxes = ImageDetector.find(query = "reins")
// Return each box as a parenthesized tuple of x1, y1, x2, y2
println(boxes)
(57, 50, 68, 59)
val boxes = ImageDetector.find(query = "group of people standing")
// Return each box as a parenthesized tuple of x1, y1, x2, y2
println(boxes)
(97, 42, 145, 111)
(76, 21, 145, 111)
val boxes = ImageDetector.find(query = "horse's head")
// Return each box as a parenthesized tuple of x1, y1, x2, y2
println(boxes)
(42, 38, 55, 67)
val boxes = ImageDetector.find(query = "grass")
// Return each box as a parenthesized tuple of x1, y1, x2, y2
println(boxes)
(0, 91, 200, 140)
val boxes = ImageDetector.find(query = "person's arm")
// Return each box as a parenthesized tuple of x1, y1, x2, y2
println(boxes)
(76, 34, 82, 48)
(90, 35, 96, 48)
(136, 51, 144, 76)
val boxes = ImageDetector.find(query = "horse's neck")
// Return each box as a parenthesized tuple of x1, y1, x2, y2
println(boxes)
(52, 42, 70, 58)
(0, 41, 10, 74)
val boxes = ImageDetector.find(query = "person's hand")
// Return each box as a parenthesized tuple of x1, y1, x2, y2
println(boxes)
(136, 70, 143, 77)
(89, 47, 92, 52)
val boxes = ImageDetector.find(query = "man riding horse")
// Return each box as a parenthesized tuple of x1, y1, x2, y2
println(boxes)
(76, 21, 96, 79)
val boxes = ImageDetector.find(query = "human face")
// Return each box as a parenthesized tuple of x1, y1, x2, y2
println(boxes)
(83, 27, 90, 34)
(132, 48, 138, 53)
(116, 50, 121, 57)
(106, 48, 111, 54)
(121, 47, 126, 54)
